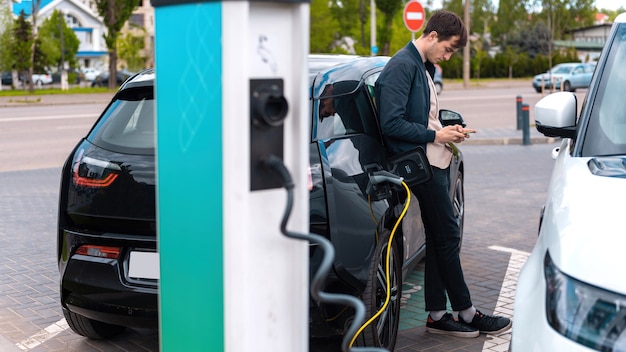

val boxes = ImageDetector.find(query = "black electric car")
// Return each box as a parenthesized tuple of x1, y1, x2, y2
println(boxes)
(57, 69, 157, 338)
(307, 55, 464, 350)
(57, 58, 465, 349)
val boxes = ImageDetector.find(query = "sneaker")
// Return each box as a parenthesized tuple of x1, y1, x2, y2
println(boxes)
(459, 310, 512, 335)
(426, 313, 479, 338)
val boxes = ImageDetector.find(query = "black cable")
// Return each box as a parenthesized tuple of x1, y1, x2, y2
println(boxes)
(263, 155, 388, 352)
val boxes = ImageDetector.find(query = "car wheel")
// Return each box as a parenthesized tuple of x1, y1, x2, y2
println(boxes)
(63, 308, 125, 339)
(435, 82, 443, 95)
(452, 171, 465, 239)
(354, 228, 401, 350)
(563, 81, 572, 92)
(535, 87, 542, 93)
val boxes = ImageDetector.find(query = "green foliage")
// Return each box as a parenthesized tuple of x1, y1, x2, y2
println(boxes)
(94, 0, 139, 89)
(310, 0, 341, 53)
(96, 0, 137, 49)
(38, 10, 80, 70)
(118, 31, 146, 72)
(12, 11, 32, 74)
(0, 3, 13, 71)
(492, 0, 530, 44)
(505, 21, 551, 58)
(376, 0, 403, 55)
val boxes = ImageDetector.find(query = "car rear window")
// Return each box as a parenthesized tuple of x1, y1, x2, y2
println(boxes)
(88, 87, 155, 154)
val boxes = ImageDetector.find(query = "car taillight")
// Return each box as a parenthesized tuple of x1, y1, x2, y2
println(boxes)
(72, 149, 121, 187)
(76, 245, 120, 259)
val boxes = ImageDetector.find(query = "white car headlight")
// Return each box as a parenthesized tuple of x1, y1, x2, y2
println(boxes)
(544, 252, 626, 351)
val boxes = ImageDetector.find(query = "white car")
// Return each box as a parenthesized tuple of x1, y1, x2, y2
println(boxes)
(512, 13, 626, 352)
(29, 73, 53, 86)
(82, 68, 101, 81)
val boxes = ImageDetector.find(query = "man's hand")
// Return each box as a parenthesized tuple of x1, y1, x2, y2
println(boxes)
(435, 125, 477, 144)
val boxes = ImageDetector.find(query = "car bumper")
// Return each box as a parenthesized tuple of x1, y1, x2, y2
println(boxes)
(533, 80, 561, 90)
(60, 230, 158, 330)
(512, 247, 596, 352)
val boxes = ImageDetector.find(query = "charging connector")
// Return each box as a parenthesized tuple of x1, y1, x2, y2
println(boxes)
(263, 155, 388, 352)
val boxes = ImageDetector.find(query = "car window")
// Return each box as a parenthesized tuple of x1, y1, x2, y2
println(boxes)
(582, 25, 626, 156)
(312, 79, 379, 141)
(553, 65, 572, 74)
(88, 88, 155, 154)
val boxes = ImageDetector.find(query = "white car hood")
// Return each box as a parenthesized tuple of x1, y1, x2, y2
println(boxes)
(543, 155, 626, 294)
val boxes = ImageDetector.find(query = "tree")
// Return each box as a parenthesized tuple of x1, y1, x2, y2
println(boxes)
(12, 11, 33, 92)
(118, 30, 146, 72)
(94, 0, 139, 89)
(505, 22, 551, 58)
(0, 2, 13, 73)
(28, 0, 41, 92)
(310, 0, 341, 53)
(532, 0, 595, 40)
(492, 0, 530, 45)
(38, 10, 80, 72)
(376, 0, 403, 55)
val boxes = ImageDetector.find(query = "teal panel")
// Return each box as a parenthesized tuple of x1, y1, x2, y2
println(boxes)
(154, 3, 223, 351)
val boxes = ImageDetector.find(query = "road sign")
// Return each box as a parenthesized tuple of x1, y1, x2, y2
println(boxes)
(403, 1, 425, 33)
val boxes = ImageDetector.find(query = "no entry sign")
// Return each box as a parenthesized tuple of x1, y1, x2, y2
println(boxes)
(403, 1, 425, 32)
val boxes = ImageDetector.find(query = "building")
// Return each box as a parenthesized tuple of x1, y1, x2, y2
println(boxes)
(554, 23, 612, 62)
(11, 0, 154, 71)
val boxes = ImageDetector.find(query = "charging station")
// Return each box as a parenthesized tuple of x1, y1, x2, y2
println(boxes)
(151, 1, 310, 350)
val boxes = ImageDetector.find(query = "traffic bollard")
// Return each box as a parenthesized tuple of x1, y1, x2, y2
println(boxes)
(516, 95, 523, 130)
(522, 103, 531, 145)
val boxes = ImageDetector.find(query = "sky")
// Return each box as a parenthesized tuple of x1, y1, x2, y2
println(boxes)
(429, 0, 626, 12)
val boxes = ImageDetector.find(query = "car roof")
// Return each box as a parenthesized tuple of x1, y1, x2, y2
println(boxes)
(309, 55, 390, 99)
(118, 68, 155, 90)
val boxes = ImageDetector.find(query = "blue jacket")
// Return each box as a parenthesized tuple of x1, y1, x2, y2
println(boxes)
(375, 41, 437, 155)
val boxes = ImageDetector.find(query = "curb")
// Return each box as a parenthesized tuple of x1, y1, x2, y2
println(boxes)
(464, 136, 558, 146)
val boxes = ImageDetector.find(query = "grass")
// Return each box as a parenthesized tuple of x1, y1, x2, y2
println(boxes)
(0, 86, 114, 97)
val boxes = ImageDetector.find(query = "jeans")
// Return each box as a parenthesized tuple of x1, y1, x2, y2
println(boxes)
(413, 166, 472, 312)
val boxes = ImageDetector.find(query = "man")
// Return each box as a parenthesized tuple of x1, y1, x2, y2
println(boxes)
(375, 10, 512, 338)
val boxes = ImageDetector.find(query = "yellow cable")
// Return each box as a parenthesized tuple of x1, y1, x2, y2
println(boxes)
(349, 181, 411, 348)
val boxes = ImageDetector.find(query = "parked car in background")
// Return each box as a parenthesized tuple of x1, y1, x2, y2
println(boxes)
(512, 13, 626, 352)
(52, 69, 84, 85)
(82, 67, 101, 82)
(91, 69, 135, 87)
(1, 71, 12, 85)
(434, 64, 443, 95)
(21, 72, 53, 86)
(532, 62, 596, 93)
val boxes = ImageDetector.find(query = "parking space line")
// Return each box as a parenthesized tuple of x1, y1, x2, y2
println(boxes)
(15, 319, 68, 351)
(482, 246, 529, 352)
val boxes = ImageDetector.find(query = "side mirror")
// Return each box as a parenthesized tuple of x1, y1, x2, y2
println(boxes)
(439, 109, 466, 127)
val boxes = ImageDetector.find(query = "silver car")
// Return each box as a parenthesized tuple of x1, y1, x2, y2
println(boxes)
(532, 62, 596, 93)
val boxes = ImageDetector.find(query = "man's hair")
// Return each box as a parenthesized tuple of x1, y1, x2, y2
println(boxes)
(423, 10, 467, 49)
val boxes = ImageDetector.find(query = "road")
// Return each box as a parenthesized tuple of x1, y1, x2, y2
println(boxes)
(0, 87, 560, 351)
(439, 82, 588, 130)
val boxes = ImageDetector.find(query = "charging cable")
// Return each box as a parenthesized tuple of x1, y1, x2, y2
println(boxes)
(263, 155, 388, 352)
(349, 177, 410, 348)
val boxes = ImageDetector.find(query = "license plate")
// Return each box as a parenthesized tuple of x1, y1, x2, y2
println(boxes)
(128, 251, 160, 280)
